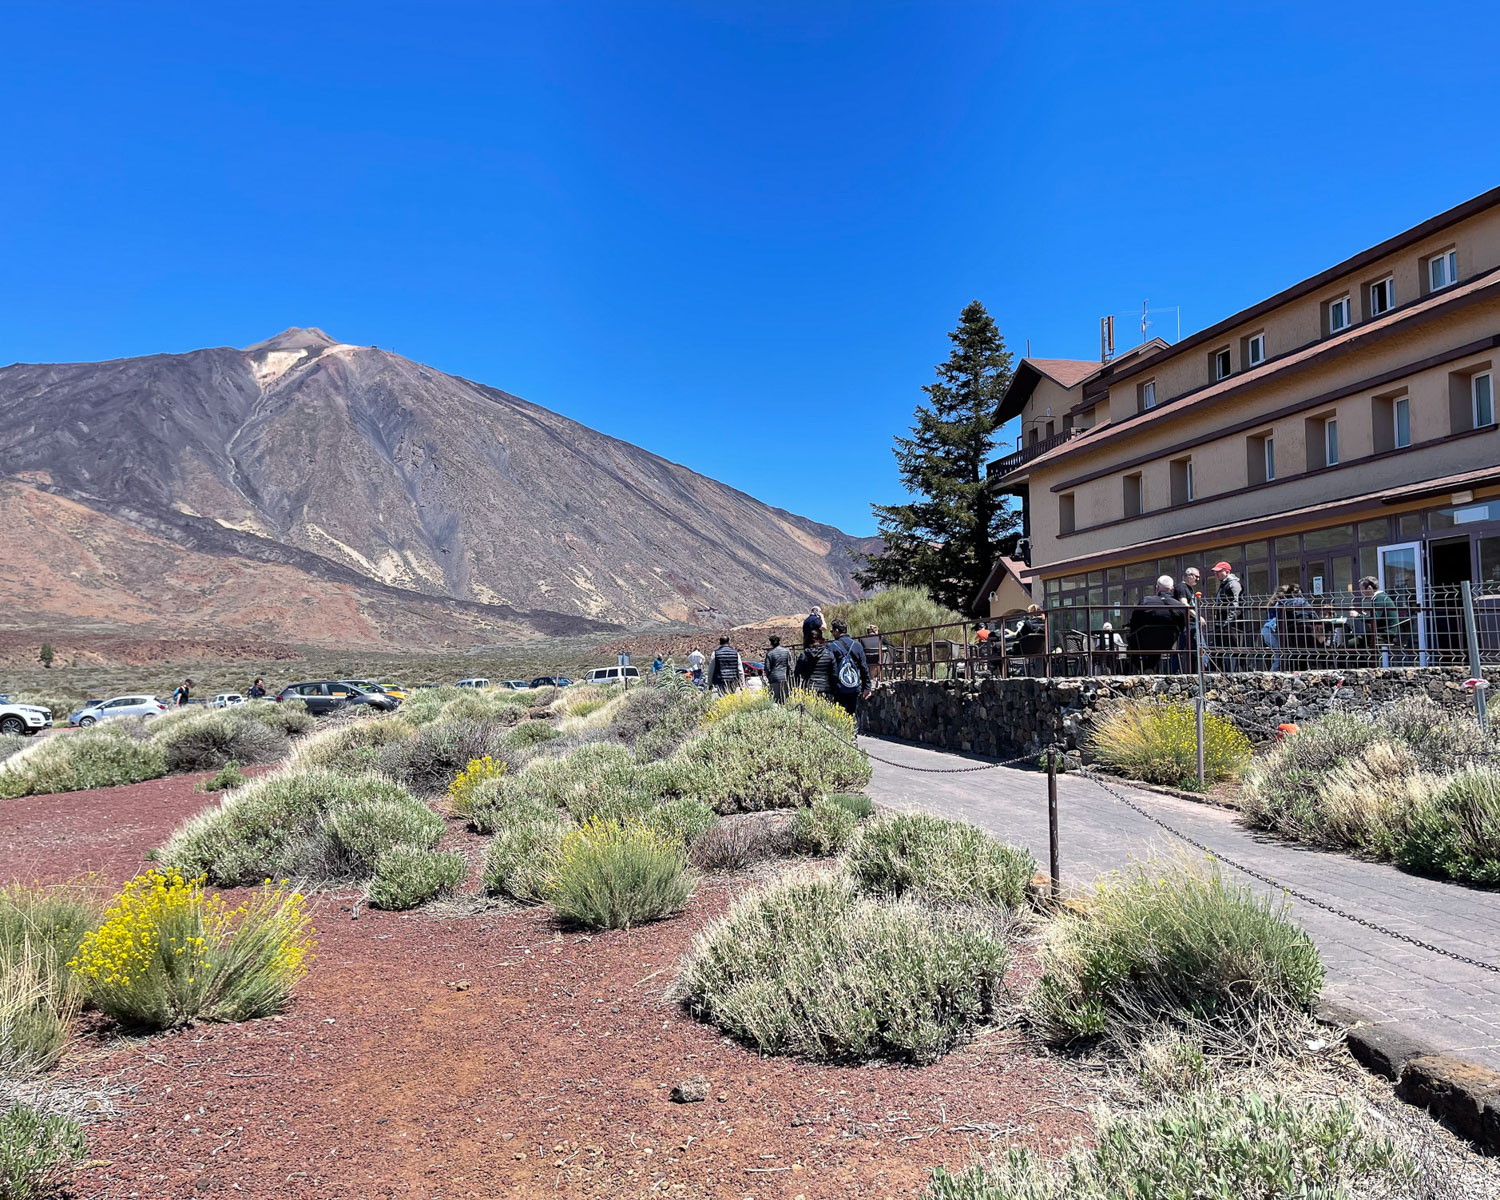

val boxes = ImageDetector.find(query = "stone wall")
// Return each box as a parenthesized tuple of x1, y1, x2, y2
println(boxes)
(861, 668, 1496, 759)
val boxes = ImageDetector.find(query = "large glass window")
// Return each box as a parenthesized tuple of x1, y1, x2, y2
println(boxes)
(1399, 512, 1423, 539)
(1275, 535, 1300, 556)
(1429, 248, 1459, 291)
(1303, 525, 1354, 550)
(1358, 519, 1390, 543)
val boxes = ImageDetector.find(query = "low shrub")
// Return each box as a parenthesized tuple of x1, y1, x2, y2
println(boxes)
(69, 870, 315, 1029)
(702, 688, 769, 726)
(376, 719, 513, 795)
(0, 1102, 87, 1200)
(503, 719, 562, 750)
(1396, 765, 1500, 885)
(678, 703, 870, 813)
(825, 792, 873, 819)
(0, 735, 25, 767)
(0, 726, 167, 798)
(1086, 699, 1249, 788)
(322, 796, 445, 876)
(448, 755, 507, 818)
(465, 775, 559, 834)
(288, 716, 415, 774)
(547, 820, 694, 929)
(845, 813, 1035, 910)
(1372, 696, 1489, 770)
(785, 688, 857, 742)
(437, 690, 530, 725)
(555, 685, 611, 719)
(152, 707, 289, 772)
(680, 875, 1009, 1063)
(0, 882, 94, 1075)
(925, 1091, 1409, 1200)
(641, 798, 717, 848)
(791, 798, 857, 855)
(528, 686, 558, 708)
(1027, 862, 1324, 1050)
(687, 814, 793, 871)
(481, 815, 570, 903)
(199, 761, 247, 793)
(365, 845, 468, 910)
(509, 743, 695, 824)
(609, 677, 710, 759)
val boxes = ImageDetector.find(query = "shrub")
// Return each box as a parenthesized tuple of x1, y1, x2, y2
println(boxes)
(825, 792, 873, 819)
(365, 845, 468, 910)
(510, 743, 695, 824)
(287, 716, 415, 774)
(0, 883, 95, 1073)
(678, 703, 870, 813)
(0, 735, 25, 767)
(1396, 765, 1500, 884)
(436, 690, 530, 725)
(785, 688, 857, 742)
(824, 587, 963, 640)
(199, 761, 247, 793)
(1372, 696, 1489, 771)
(608, 676, 709, 758)
(465, 775, 559, 834)
(242, 698, 316, 738)
(375, 719, 512, 794)
(158, 768, 436, 885)
(152, 707, 289, 772)
(528, 686, 558, 708)
(1242, 710, 1383, 833)
(0, 1102, 87, 1200)
(845, 813, 1035, 910)
(702, 688, 769, 726)
(687, 814, 793, 871)
(448, 755, 507, 818)
(1028, 862, 1324, 1050)
(69, 870, 314, 1029)
(1087, 699, 1249, 788)
(791, 798, 857, 855)
(925, 1091, 1409, 1200)
(680, 875, 1009, 1063)
(641, 798, 717, 848)
(482, 815, 570, 903)
(546, 820, 694, 929)
(0, 726, 167, 798)
(503, 719, 561, 750)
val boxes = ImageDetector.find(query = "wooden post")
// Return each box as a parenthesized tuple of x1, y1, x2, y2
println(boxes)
(1047, 749, 1060, 902)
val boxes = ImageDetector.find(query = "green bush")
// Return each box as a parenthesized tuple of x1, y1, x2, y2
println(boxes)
(158, 768, 439, 885)
(241, 698, 316, 738)
(680, 875, 1008, 1063)
(825, 792, 873, 819)
(0, 735, 25, 767)
(0, 1102, 87, 1200)
(1028, 862, 1324, 1050)
(152, 707, 289, 772)
(288, 716, 415, 774)
(465, 775, 559, 834)
(1396, 765, 1500, 885)
(365, 845, 468, 910)
(374, 719, 512, 795)
(677, 703, 870, 813)
(824, 587, 964, 640)
(481, 815, 570, 903)
(506, 743, 694, 824)
(0, 884, 95, 1074)
(845, 812, 1035, 909)
(687, 814, 792, 871)
(610, 676, 710, 760)
(641, 798, 717, 848)
(503, 719, 562, 750)
(1372, 696, 1489, 770)
(1087, 699, 1249, 788)
(0, 727, 167, 798)
(926, 1091, 1409, 1200)
(199, 761, 247, 793)
(791, 798, 858, 855)
(547, 820, 693, 930)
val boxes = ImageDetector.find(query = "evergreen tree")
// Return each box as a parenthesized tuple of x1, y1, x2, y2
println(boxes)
(856, 301, 1017, 613)
(38, 642, 54, 669)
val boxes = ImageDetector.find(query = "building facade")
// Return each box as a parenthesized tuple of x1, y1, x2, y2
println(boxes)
(990, 186, 1500, 649)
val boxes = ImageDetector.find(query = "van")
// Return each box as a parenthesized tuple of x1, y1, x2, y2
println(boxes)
(455, 678, 491, 689)
(583, 666, 641, 686)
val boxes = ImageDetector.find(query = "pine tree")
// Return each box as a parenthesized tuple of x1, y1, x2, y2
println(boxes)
(38, 642, 54, 669)
(856, 301, 1017, 613)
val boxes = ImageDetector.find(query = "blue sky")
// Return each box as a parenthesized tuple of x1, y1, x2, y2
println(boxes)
(2, 2, 1497, 536)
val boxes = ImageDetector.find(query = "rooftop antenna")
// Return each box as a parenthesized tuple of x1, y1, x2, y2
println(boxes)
(1099, 315, 1115, 363)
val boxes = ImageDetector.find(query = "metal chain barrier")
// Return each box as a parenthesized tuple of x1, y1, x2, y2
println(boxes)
(1077, 765, 1500, 976)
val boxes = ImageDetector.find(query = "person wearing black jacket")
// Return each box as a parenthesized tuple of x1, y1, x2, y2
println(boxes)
(247, 678, 267, 699)
(1210, 561, 1244, 670)
(823, 618, 870, 719)
(764, 636, 794, 703)
(1170, 567, 1203, 673)
(707, 635, 743, 695)
(1125, 577, 1187, 674)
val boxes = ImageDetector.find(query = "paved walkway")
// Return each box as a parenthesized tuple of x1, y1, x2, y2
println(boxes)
(863, 737, 1500, 1071)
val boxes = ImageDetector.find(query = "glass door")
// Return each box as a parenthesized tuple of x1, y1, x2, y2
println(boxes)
(1377, 542, 1427, 664)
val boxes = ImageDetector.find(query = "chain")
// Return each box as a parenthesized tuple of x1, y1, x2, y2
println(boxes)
(1077, 766, 1500, 975)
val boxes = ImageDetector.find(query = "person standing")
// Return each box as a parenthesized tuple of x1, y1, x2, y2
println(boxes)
(247, 677, 267, 699)
(687, 647, 705, 688)
(824, 618, 871, 721)
(651, 653, 664, 676)
(707, 635, 743, 695)
(764, 635, 794, 703)
(1356, 575, 1402, 662)
(1171, 566, 1204, 673)
(172, 678, 194, 707)
(795, 629, 831, 695)
(802, 606, 825, 643)
(860, 624, 883, 684)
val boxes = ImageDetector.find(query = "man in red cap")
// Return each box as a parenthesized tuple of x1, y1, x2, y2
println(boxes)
(1209, 561, 1244, 671)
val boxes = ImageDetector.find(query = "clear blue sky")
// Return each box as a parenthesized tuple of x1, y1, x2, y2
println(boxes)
(3, 2, 1497, 536)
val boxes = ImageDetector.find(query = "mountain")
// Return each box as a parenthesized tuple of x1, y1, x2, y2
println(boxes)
(0, 329, 876, 649)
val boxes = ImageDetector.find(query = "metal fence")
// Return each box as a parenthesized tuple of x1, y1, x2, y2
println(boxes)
(835, 582, 1500, 683)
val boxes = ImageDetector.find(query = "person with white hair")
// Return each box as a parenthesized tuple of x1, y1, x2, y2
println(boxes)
(1124, 576, 1188, 674)
(801, 605, 825, 643)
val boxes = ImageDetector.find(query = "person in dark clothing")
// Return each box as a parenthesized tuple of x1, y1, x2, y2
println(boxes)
(172, 678, 194, 707)
(801, 606, 825, 643)
(1170, 566, 1203, 673)
(247, 678, 267, 699)
(795, 629, 832, 694)
(764, 635, 795, 703)
(1210, 561, 1245, 671)
(706, 635, 743, 695)
(1125, 577, 1187, 674)
(824, 618, 871, 720)
(1006, 604, 1048, 676)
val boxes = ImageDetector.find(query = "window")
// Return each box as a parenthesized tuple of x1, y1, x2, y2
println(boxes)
(1248, 433, 1275, 485)
(1328, 294, 1351, 333)
(1213, 348, 1232, 380)
(1059, 493, 1076, 535)
(1325, 418, 1339, 465)
(1170, 457, 1194, 506)
(1304, 414, 1339, 470)
(1394, 396, 1411, 448)
(1247, 333, 1266, 367)
(1139, 379, 1157, 411)
(1475, 372, 1495, 428)
(1429, 248, 1459, 292)
(1123, 472, 1143, 518)
(1264, 435, 1276, 481)
(1369, 276, 1394, 316)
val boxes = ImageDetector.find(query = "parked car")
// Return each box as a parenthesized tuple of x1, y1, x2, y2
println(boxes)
(582, 666, 640, 686)
(274, 681, 399, 716)
(529, 676, 572, 688)
(0, 700, 52, 737)
(455, 678, 491, 689)
(413, 683, 440, 690)
(213, 693, 245, 708)
(499, 680, 530, 690)
(743, 660, 765, 678)
(70, 695, 168, 727)
(340, 680, 406, 702)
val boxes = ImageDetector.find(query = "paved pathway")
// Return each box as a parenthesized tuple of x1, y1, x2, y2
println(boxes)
(863, 737, 1500, 1071)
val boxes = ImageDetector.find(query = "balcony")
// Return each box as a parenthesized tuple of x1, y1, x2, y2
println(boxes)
(986, 428, 1079, 479)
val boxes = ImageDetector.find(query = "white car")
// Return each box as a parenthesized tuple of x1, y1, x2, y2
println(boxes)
(0, 702, 51, 737)
(214, 693, 245, 708)
(70, 695, 168, 727)
(455, 678, 491, 689)
(583, 666, 640, 685)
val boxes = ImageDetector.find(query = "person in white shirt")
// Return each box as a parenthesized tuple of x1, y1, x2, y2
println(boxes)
(687, 647, 705, 687)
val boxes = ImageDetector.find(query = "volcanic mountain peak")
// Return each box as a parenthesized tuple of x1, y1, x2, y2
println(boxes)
(244, 327, 341, 353)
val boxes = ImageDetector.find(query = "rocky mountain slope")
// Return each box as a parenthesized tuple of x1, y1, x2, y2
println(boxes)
(0, 329, 875, 648)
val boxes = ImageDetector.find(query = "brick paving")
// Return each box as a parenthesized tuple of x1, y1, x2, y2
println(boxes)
(864, 737, 1500, 1072)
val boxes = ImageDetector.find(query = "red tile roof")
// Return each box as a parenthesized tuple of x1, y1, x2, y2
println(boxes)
(1025, 358, 1100, 389)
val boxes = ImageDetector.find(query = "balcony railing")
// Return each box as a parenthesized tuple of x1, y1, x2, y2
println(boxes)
(986, 428, 1079, 478)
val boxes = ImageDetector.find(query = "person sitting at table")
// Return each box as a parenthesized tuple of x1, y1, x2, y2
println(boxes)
(1010, 605, 1047, 675)
(1348, 576, 1403, 660)
(1095, 621, 1127, 674)
(1268, 583, 1314, 670)
(1125, 576, 1188, 674)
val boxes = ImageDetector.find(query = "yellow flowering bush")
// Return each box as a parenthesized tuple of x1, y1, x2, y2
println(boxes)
(546, 819, 693, 930)
(1086, 699, 1250, 789)
(69, 869, 315, 1029)
(447, 755, 507, 818)
(701, 689, 769, 726)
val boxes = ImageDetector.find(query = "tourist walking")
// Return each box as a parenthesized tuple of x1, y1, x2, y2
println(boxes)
(825, 618, 871, 721)
(1209, 561, 1244, 671)
(707, 635, 743, 695)
(172, 678, 194, 707)
(802, 606, 825, 643)
(687, 647, 705, 687)
(764, 635, 794, 703)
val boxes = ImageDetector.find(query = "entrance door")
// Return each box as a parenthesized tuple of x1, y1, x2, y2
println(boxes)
(1427, 536, 1472, 659)
(1377, 542, 1427, 664)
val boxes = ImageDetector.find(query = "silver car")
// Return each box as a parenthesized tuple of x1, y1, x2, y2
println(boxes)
(70, 695, 169, 727)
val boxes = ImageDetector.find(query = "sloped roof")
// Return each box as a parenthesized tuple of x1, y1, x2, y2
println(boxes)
(971, 554, 1035, 611)
(1028, 359, 1099, 388)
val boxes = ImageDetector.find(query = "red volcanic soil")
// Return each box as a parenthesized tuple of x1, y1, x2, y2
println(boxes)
(1, 776, 1087, 1200)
